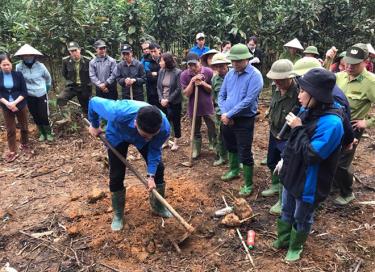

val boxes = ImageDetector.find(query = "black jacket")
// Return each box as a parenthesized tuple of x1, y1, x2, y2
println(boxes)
(62, 56, 91, 86)
(0, 71, 28, 111)
(157, 68, 182, 105)
(249, 47, 265, 71)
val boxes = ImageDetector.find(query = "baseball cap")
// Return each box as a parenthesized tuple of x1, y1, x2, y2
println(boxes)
(94, 40, 106, 48)
(67, 42, 80, 51)
(196, 33, 205, 40)
(186, 52, 199, 64)
(121, 44, 132, 53)
(344, 43, 369, 64)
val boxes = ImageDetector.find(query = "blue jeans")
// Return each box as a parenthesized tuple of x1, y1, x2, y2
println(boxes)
(266, 132, 287, 171)
(281, 188, 315, 233)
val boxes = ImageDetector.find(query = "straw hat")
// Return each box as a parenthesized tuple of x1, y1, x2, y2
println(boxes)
(14, 44, 43, 56)
(284, 38, 304, 50)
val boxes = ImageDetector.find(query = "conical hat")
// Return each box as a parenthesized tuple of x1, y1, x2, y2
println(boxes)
(14, 44, 43, 56)
(284, 38, 304, 50)
(367, 43, 375, 55)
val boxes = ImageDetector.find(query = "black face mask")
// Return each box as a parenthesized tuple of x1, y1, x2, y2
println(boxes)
(23, 58, 35, 68)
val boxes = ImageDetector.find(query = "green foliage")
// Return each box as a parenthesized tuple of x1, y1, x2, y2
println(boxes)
(0, 0, 374, 65)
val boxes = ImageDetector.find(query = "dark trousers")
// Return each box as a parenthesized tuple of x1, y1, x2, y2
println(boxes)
(108, 141, 164, 192)
(194, 115, 216, 141)
(95, 84, 118, 100)
(27, 95, 49, 126)
(57, 84, 92, 114)
(161, 103, 182, 138)
(266, 132, 287, 171)
(221, 116, 255, 166)
(146, 84, 160, 107)
(121, 87, 144, 101)
(2, 107, 28, 152)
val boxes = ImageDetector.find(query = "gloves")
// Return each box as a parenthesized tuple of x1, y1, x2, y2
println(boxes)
(249, 57, 260, 64)
(274, 159, 284, 175)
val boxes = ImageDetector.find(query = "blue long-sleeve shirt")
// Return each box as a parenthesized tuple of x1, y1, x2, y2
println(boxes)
(218, 63, 263, 118)
(16, 61, 51, 97)
(88, 97, 170, 175)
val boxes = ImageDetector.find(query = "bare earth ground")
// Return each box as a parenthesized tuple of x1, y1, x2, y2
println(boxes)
(1, 99, 374, 272)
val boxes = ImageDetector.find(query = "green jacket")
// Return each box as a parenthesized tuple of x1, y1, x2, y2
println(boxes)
(336, 69, 375, 127)
(212, 74, 225, 115)
(62, 55, 91, 87)
(269, 80, 299, 139)
(279, 51, 302, 64)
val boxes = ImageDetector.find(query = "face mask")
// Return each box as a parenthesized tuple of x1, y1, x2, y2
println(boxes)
(248, 45, 255, 51)
(23, 57, 35, 64)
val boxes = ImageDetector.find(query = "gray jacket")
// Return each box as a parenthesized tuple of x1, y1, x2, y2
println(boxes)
(157, 68, 182, 105)
(89, 55, 117, 87)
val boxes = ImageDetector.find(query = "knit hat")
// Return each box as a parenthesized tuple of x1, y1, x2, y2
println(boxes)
(296, 68, 335, 103)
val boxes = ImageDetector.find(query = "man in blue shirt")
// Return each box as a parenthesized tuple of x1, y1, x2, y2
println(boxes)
(218, 43, 263, 196)
(88, 97, 172, 231)
(189, 33, 210, 57)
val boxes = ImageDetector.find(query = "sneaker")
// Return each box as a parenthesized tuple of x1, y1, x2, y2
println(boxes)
(334, 193, 355, 205)
(171, 142, 179, 151)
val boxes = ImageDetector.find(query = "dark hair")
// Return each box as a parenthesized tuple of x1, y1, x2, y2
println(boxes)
(136, 106, 162, 134)
(247, 36, 258, 44)
(0, 54, 11, 64)
(149, 42, 161, 50)
(161, 52, 176, 69)
(221, 41, 231, 50)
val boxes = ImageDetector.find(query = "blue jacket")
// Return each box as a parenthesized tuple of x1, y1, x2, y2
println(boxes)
(280, 106, 344, 205)
(189, 45, 210, 57)
(218, 63, 263, 118)
(16, 61, 51, 97)
(88, 97, 170, 175)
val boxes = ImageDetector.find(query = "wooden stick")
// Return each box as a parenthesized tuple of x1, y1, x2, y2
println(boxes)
(68, 100, 81, 107)
(184, 85, 199, 167)
(97, 262, 123, 272)
(84, 118, 195, 233)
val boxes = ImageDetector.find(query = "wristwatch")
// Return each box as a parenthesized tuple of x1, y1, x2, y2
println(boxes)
(146, 174, 155, 178)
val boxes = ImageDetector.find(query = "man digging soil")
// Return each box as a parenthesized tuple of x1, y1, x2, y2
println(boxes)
(87, 97, 172, 231)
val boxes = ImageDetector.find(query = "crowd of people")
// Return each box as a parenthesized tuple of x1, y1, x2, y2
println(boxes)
(1, 33, 374, 262)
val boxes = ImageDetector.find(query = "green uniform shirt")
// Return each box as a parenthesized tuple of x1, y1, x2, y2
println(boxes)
(74, 59, 81, 85)
(212, 74, 225, 115)
(336, 69, 375, 127)
(269, 81, 299, 139)
(279, 51, 302, 64)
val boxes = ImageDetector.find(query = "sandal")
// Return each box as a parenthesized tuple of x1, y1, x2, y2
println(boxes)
(5, 152, 19, 163)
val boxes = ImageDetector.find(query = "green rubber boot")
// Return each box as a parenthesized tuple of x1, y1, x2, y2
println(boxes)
(221, 152, 240, 181)
(239, 165, 253, 196)
(150, 184, 173, 218)
(261, 173, 280, 197)
(285, 227, 309, 262)
(273, 219, 292, 249)
(44, 125, 54, 142)
(38, 126, 46, 142)
(269, 185, 283, 215)
(192, 139, 202, 159)
(111, 189, 126, 231)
